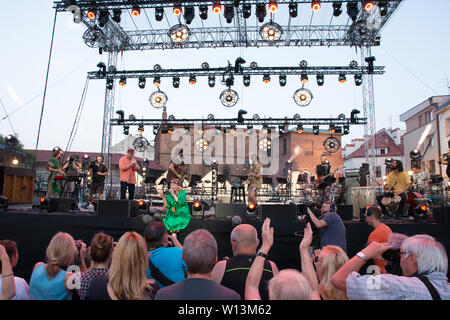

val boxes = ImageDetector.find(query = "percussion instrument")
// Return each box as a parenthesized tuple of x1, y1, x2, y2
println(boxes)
(406, 192, 424, 217)
(351, 187, 376, 219)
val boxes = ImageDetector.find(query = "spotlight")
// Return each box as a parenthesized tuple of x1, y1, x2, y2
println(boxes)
(253, 114, 260, 120)
(316, 74, 324, 86)
(131, 5, 140, 17)
(189, 75, 197, 85)
(243, 74, 251, 87)
(201, 62, 210, 70)
(138, 200, 148, 212)
(193, 201, 202, 211)
(199, 5, 208, 19)
(410, 149, 422, 160)
(39, 197, 49, 209)
(87, 9, 96, 20)
(365, 56, 375, 74)
(347, 2, 359, 22)
(155, 7, 164, 21)
(119, 76, 126, 87)
(268, 1, 278, 13)
(379, 1, 388, 16)
(215, 126, 222, 135)
(256, 4, 266, 23)
(154, 64, 162, 71)
(263, 74, 270, 83)
(279, 125, 285, 135)
(224, 5, 234, 23)
(106, 79, 114, 90)
(172, 77, 180, 88)
(112, 9, 122, 23)
(301, 73, 308, 84)
(413, 205, 428, 222)
(293, 88, 313, 107)
(260, 22, 282, 41)
(116, 110, 125, 123)
(149, 90, 168, 109)
(173, 4, 182, 16)
(138, 77, 146, 89)
(208, 75, 216, 87)
(243, 4, 251, 19)
(213, 2, 222, 14)
(297, 124, 304, 133)
(168, 125, 174, 134)
(299, 60, 308, 68)
(332, 2, 342, 16)
(354, 74, 363, 86)
(207, 113, 215, 120)
(247, 202, 257, 213)
(329, 123, 336, 134)
(364, 1, 375, 12)
(234, 57, 245, 74)
(229, 124, 236, 134)
(338, 113, 346, 120)
(250, 61, 258, 69)
(279, 75, 287, 87)
(98, 10, 109, 28)
(169, 24, 190, 44)
(289, 2, 298, 18)
(138, 124, 144, 133)
(313, 125, 320, 135)
(293, 113, 301, 120)
(311, 1, 321, 11)
(247, 125, 253, 135)
(195, 138, 209, 151)
(123, 125, 130, 135)
(220, 88, 239, 107)
(184, 6, 195, 24)
(259, 138, 271, 151)
(11, 158, 19, 166)
(153, 76, 161, 86)
(262, 124, 269, 134)
(184, 124, 190, 135)
(350, 109, 360, 124)
(225, 75, 234, 87)
(349, 60, 359, 69)
(343, 125, 350, 135)
(339, 74, 347, 83)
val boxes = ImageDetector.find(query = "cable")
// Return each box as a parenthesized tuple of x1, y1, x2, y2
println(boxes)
(0, 96, 15, 134)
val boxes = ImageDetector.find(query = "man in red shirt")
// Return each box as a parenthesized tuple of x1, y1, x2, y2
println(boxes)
(365, 206, 392, 273)
(119, 149, 140, 200)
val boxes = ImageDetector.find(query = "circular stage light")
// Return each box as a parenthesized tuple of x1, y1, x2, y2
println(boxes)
(133, 136, 149, 152)
(324, 136, 340, 153)
(260, 22, 282, 41)
(220, 88, 239, 108)
(83, 27, 105, 48)
(195, 138, 209, 151)
(207, 113, 215, 120)
(253, 114, 260, 121)
(169, 24, 190, 44)
(149, 90, 168, 109)
(293, 113, 301, 120)
(293, 88, 313, 107)
(259, 138, 272, 151)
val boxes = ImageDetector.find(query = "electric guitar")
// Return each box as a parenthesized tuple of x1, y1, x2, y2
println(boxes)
(315, 165, 343, 189)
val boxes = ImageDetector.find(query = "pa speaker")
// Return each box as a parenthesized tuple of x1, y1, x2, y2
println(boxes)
(432, 207, 445, 224)
(260, 204, 297, 223)
(337, 204, 353, 220)
(215, 203, 247, 219)
(48, 198, 78, 213)
(96, 200, 139, 217)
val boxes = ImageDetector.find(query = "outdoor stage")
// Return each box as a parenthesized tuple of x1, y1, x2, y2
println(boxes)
(1, 207, 450, 281)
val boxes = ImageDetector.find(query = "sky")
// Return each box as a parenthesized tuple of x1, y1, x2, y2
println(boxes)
(0, 0, 449, 154)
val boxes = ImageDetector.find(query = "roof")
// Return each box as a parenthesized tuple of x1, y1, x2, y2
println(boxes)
(399, 95, 450, 122)
(437, 99, 450, 112)
(344, 129, 404, 160)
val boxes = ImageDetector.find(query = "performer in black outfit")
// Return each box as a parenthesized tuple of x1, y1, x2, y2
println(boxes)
(88, 155, 108, 202)
(166, 149, 186, 189)
(440, 148, 450, 179)
(315, 154, 334, 202)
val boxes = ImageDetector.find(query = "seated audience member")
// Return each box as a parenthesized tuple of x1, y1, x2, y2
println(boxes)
(0, 240, 28, 300)
(365, 206, 392, 273)
(245, 218, 315, 300)
(29, 232, 86, 300)
(144, 221, 187, 288)
(78, 233, 113, 300)
(211, 224, 279, 300)
(0, 244, 16, 300)
(306, 201, 347, 253)
(86, 232, 158, 300)
(155, 229, 241, 300)
(331, 235, 450, 300)
(299, 223, 348, 300)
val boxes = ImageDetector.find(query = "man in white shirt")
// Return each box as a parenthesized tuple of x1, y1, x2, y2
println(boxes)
(0, 240, 29, 300)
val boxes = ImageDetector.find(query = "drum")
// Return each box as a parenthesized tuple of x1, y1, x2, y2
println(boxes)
(381, 196, 392, 206)
(351, 187, 377, 219)
(393, 195, 402, 204)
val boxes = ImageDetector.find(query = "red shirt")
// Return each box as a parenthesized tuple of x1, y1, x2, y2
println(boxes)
(367, 223, 392, 274)
(119, 156, 139, 184)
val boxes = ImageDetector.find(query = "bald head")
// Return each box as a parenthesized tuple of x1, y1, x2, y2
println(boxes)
(230, 224, 259, 255)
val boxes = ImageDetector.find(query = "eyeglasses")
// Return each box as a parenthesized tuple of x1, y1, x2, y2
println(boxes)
(400, 251, 410, 257)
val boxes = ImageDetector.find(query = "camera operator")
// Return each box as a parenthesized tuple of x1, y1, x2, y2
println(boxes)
(383, 233, 409, 276)
(306, 201, 347, 253)
(88, 156, 108, 204)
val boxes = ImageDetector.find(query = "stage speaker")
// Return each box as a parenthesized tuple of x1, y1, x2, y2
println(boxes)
(337, 204, 353, 220)
(48, 198, 78, 213)
(215, 203, 247, 219)
(96, 200, 139, 217)
(260, 204, 297, 223)
(432, 207, 445, 224)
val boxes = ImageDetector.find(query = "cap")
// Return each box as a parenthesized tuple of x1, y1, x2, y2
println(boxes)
(127, 148, 135, 154)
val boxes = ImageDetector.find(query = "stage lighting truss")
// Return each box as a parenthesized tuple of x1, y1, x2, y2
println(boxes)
(220, 88, 239, 108)
(133, 136, 150, 152)
(169, 24, 190, 44)
(260, 21, 283, 42)
(293, 86, 313, 107)
(149, 89, 168, 109)
(324, 136, 340, 153)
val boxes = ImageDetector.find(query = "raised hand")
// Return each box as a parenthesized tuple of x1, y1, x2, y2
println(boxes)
(260, 218, 274, 253)
(299, 223, 313, 251)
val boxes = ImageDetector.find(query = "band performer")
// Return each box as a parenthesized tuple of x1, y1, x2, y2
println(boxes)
(439, 148, 450, 180)
(61, 155, 82, 198)
(246, 154, 262, 205)
(166, 149, 186, 189)
(119, 149, 140, 200)
(315, 154, 334, 202)
(158, 179, 191, 234)
(47, 149, 65, 197)
(88, 155, 108, 203)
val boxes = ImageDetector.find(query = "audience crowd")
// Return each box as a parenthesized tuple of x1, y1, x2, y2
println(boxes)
(0, 204, 449, 300)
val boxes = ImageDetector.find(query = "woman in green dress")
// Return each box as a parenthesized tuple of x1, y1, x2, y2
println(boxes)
(158, 179, 191, 233)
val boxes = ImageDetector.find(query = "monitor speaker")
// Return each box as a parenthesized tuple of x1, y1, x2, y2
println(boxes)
(96, 200, 139, 217)
(48, 198, 78, 213)
(215, 203, 247, 219)
(337, 204, 353, 220)
(260, 204, 297, 223)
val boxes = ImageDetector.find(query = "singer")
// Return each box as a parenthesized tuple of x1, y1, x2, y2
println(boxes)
(119, 149, 140, 200)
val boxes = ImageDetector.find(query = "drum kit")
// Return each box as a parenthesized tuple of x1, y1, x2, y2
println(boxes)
(350, 187, 376, 219)
(380, 192, 402, 214)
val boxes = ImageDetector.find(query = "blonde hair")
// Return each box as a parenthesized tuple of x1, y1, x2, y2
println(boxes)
(318, 245, 349, 300)
(45, 232, 76, 278)
(268, 269, 312, 300)
(107, 232, 149, 300)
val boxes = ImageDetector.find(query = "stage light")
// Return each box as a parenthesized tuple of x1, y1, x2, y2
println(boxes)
(207, 113, 215, 120)
(98, 10, 109, 28)
(414, 204, 428, 221)
(11, 158, 19, 166)
(293, 113, 301, 120)
(173, 4, 182, 16)
(224, 5, 234, 23)
(243, 4, 251, 18)
(183, 124, 190, 135)
(311, 1, 321, 12)
(279, 125, 285, 135)
(349, 60, 359, 69)
(332, 2, 342, 16)
(131, 5, 140, 17)
(339, 74, 347, 83)
(316, 74, 324, 86)
(226, 75, 234, 87)
(297, 124, 304, 133)
(329, 124, 336, 134)
(343, 125, 350, 135)
(220, 88, 239, 107)
(123, 125, 130, 135)
(213, 2, 222, 14)
(354, 74, 363, 86)
(263, 74, 270, 83)
(259, 138, 271, 151)
(138, 124, 144, 133)
(250, 61, 258, 69)
(279, 75, 287, 87)
(365, 56, 375, 74)
(169, 24, 190, 44)
(243, 74, 251, 87)
(364, 1, 374, 12)
(153, 76, 161, 86)
(260, 22, 282, 41)
(247, 202, 257, 213)
(119, 77, 127, 87)
(293, 88, 313, 107)
(193, 201, 202, 211)
(350, 109, 360, 123)
(198, 127, 205, 135)
(184, 6, 195, 24)
(116, 110, 125, 124)
(195, 138, 209, 151)
(155, 7, 164, 21)
(153, 128, 158, 135)
(229, 124, 236, 134)
(153, 64, 162, 71)
(199, 5, 208, 19)
(256, 4, 266, 23)
(201, 62, 210, 70)
(338, 113, 346, 120)
(410, 149, 422, 160)
(39, 197, 49, 209)
(172, 77, 180, 88)
(269, 1, 278, 13)
(208, 75, 216, 87)
(301, 73, 308, 84)
(379, 1, 388, 16)
(168, 125, 174, 134)
(313, 125, 320, 135)
(347, 2, 359, 22)
(138, 77, 146, 89)
(215, 126, 222, 135)
(87, 9, 96, 20)
(112, 9, 122, 23)
(189, 75, 197, 85)
(299, 60, 308, 68)
(262, 124, 269, 134)
(253, 114, 260, 121)
(289, 2, 298, 18)
(149, 90, 168, 109)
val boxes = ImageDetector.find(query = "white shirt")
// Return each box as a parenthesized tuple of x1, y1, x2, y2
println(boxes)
(0, 275, 29, 300)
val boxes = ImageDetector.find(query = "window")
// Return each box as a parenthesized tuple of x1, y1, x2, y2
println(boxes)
(426, 111, 433, 122)
(419, 114, 423, 126)
(376, 148, 386, 155)
(380, 149, 386, 155)
(376, 166, 381, 178)
(428, 160, 435, 174)
(428, 135, 434, 148)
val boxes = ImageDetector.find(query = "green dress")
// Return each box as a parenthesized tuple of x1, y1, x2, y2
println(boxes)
(47, 157, 62, 197)
(163, 189, 191, 232)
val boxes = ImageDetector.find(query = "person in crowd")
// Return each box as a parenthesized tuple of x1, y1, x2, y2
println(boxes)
(299, 223, 348, 300)
(158, 179, 191, 234)
(365, 206, 392, 273)
(85, 232, 158, 300)
(47, 149, 65, 197)
(119, 149, 140, 200)
(154, 229, 241, 300)
(0, 244, 16, 300)
(144, 221, 187, 288)
(211, 223, 279, 299)
(331, 234, 450, 300)
(385, 233, 409, 276)
(0, 240, 28, 300)
(78, 233, 113, 300)
(29, 232, 87, 300)
(306, 201, 347, 252)
(245, 218, 316, 300)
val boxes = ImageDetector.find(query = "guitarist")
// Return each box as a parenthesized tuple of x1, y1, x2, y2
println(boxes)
(315, 154, 335, 202)
(167, 149, 187, 189)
